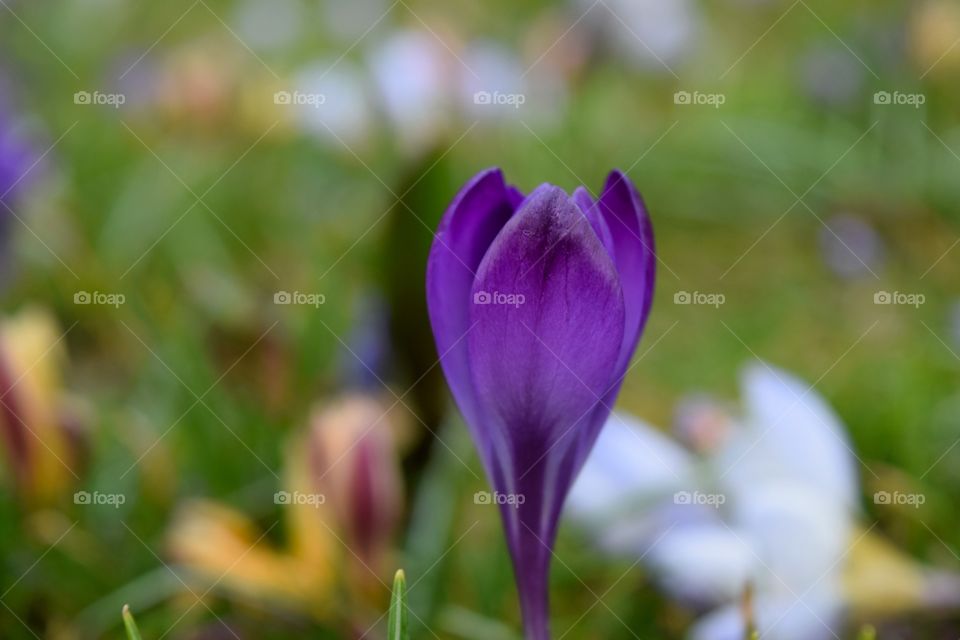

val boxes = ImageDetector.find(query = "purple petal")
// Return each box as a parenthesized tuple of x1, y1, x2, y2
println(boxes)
(597, 170, 656, 374)
(426, 168, 520, 463)
(468, 186, 625, 439)
(571, 171, 657, 469)
(466, 185, 626, 639)
(573, 186, 615, 260)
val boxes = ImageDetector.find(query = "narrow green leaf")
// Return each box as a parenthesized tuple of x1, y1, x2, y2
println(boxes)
(388, 569, 408, 640)
(122, 605, 143, 640)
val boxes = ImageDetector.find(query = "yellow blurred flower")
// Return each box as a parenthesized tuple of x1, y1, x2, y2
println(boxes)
(0, 307, 82, 505)
(910, 1, 960, 75)
(167, 392, 404, 622)
(168, 499, 333, 615)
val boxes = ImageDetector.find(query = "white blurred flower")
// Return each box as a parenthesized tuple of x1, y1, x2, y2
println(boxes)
(368, 29, 455, 152)
(567, 363, 891, 639)
(719, 364, 860, 511)
(234, 0, 305, 52)
(576, 0, 700, 69)
(460, 41, 526, 120)
(290, 61, 372, 147)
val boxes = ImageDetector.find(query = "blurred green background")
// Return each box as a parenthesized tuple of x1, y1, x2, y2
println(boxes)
(2, 0, 960, 637)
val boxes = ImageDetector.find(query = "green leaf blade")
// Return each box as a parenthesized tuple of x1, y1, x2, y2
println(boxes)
(122, 605, 143, 640)
(388, 569, 408, 640)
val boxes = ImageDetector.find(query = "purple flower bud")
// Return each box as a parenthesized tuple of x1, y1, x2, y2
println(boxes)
(427, 168, 655, 639)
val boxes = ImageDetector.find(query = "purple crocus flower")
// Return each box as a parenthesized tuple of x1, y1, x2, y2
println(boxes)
(427, 168, 655, 639)
(0, 103, 34, 207)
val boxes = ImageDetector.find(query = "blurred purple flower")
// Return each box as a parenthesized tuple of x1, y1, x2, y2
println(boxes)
(0, 84, 39, 281)
(0, 103, 35, 209)
(819, 214, 884, 279)
(427, 168, 655, 639)
(799, 45, 864, 108)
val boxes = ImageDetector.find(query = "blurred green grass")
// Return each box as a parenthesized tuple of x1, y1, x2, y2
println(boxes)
(3, 0, 960, 637)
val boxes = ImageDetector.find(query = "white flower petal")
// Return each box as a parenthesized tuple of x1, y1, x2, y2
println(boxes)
(568, 413, 696, 522)
(733, 362, 859, 509)
(690, 590, 844, 640)
(731, 482, 851, 595)
(648, 522, 756, 603)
